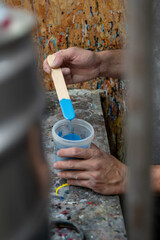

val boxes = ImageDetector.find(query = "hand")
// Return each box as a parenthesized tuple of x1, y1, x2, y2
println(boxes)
(53, 144, 128, 195)
(43, 47, 101, 84)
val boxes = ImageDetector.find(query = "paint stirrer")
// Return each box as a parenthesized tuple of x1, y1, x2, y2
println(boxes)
(47, 55, 75, 120)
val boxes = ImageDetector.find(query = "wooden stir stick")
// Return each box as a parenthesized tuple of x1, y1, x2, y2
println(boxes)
(47, 55, 75, 120)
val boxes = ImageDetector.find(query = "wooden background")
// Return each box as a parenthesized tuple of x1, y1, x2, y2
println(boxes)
(4, 0, 128, 161)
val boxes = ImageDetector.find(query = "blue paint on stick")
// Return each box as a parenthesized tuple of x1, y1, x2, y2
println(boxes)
(60, 99, 75, 120)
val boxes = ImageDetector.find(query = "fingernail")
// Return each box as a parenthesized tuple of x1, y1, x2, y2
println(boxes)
(57, 172, 61, 177)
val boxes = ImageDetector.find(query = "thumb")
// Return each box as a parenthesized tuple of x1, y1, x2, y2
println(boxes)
(91, 143, 99, 150)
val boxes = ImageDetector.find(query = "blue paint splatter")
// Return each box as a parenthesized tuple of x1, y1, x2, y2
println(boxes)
(54, 39, 56, 47)
(90, 6, 94, 17)
(76, 10, 82, 15)
(110, 106, 114, 120)
(121, 80, 125, 89)
(101, 24, 104, 32)
(45, 145, 52, 149)
(116, 29, 120, 37)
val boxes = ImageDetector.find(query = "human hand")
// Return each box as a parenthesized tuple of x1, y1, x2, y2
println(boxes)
(53, 144, 128, 195)
(43, 47, 101, 84)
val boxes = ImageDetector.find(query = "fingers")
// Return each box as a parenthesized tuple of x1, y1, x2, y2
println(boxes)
(57, 147, 93, 159)
(67, 179, 90, 189)
(61, 67, 71, 75)
(57, 171, 89, 180)
(50, 48, 74, 68)
(43, 59, 50, 74)
(54, 159, 91, 171)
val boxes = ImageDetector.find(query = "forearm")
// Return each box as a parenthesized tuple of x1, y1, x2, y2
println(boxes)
(97, 49, 126, 79)
(151, 165, 160, 194)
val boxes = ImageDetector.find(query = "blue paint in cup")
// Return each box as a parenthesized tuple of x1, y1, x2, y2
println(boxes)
(63, 133, 82, 140)
(52, 119, 94, 172)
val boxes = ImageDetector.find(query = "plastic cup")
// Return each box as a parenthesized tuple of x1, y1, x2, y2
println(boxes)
(52, 118, 94, 172)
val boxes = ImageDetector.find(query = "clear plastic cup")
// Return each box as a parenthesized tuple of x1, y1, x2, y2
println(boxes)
(52, 118, 94, 172)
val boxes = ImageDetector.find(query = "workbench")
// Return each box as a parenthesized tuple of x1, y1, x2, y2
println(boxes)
(42, 90, 127, 240)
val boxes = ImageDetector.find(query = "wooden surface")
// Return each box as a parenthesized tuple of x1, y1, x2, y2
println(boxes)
(42, 90, 127, 240)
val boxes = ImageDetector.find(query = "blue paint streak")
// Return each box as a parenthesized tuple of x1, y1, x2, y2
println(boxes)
(60, 99, 75, 120)
(69, 120, 72, 133)
(76, 10, 82, 15)
(54, 39, 56, 47)
(101, 24, 104, 32)
(90, 6, 94, 17)
(63, 133, 81, 140)
(110, 106, 114, 120)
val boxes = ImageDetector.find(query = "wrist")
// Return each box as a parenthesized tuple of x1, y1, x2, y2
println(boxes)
(97, 51, 110, 77)
(151, 165, 160, 193)
(97, 50, 124, 79)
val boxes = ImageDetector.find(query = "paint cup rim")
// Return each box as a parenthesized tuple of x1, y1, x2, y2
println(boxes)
(52, 118, 94, 146)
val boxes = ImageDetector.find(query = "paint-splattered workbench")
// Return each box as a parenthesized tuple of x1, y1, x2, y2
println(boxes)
(43, 90, 127, 240)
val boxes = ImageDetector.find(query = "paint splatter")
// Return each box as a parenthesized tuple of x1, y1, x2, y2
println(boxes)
(90, 6, 94, 17)
(59, 34, 63, 44)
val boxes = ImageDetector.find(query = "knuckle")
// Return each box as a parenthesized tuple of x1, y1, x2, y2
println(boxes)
(92, 161, 101, 170)
(68, 161, 74, 169)
(94, 149, 102, 158)
(57, 50, 63, 54)
(94, 171, 101, 180)
(69, 47, 78, 54)
(71, 147, 79, 156)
